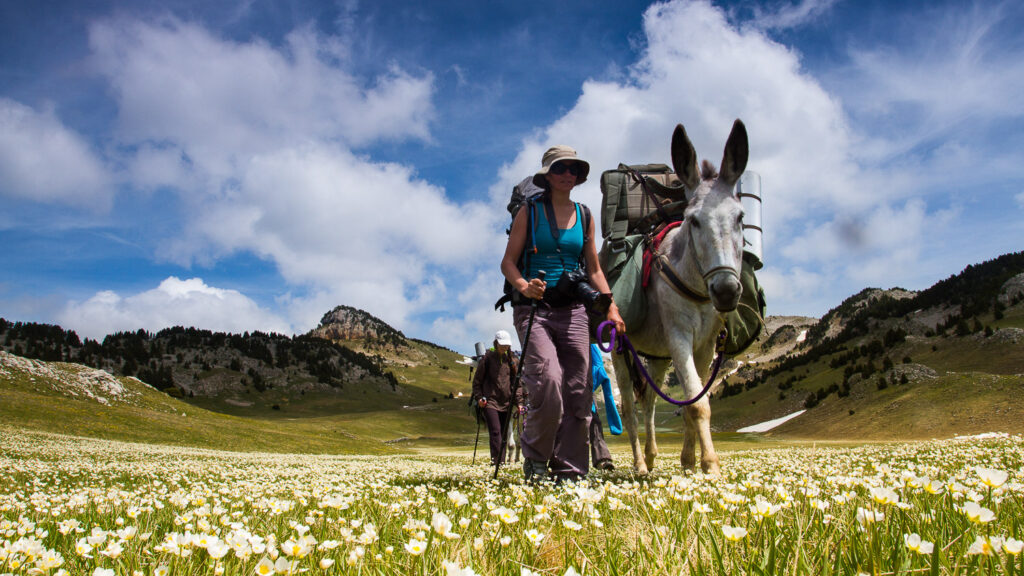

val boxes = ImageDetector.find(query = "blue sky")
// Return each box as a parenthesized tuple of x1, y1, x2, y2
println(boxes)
(2, 0, 1023, 354)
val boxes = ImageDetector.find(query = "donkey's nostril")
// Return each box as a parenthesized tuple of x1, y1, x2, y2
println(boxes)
(709, 276, 742, 312)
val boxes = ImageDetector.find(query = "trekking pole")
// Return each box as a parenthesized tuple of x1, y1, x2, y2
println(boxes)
(471, 405, 482, 465)
(494, 270, 544, 480)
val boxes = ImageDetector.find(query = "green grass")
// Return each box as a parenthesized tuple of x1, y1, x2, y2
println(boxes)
(3, 428, 1022, 576)
(0, 355, 480, 455)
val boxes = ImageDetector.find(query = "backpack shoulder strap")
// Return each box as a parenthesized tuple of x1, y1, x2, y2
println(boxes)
(580, 203, 592, 243)
(539, 193, 559, 243)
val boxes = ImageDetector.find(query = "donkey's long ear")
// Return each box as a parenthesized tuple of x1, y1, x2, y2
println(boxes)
(719, 119, 748, 188)
(671, 124, 700, 191)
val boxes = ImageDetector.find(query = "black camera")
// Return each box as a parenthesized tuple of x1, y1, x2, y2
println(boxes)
(557, 268, 613, 315)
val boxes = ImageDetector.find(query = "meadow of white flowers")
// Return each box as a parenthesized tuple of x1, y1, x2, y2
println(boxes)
(1, 428, 1021, 575)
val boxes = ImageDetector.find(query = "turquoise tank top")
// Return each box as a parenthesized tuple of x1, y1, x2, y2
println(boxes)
(524, 202, 584, 286)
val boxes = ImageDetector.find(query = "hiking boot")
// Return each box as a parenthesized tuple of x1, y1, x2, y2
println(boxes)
(523, 458, 548, 484)
(553, 472, 583, 485)
(595, 459, 615, 471)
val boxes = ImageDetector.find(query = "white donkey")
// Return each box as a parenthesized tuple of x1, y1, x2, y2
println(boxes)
(611, 119, 748, 475)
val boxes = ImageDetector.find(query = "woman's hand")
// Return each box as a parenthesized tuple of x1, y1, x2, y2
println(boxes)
(606, 302, 626, 334)
(520, 277, 546, 300)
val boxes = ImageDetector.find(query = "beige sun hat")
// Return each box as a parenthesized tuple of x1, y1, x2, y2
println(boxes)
(532, 145, 590, 188)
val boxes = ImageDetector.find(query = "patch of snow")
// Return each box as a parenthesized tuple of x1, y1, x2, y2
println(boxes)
(954, 432, 1009, 441)
(737, 410, 806, 433)
(796, 330, 807, 343)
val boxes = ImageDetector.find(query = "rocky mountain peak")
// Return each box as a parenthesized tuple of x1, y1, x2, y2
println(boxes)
(310, 305, 405, 343)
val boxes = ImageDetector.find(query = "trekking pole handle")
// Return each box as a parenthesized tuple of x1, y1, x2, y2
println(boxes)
(532, 270, 546, 303)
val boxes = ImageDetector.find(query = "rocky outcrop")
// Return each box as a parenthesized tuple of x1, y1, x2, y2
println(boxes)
(999, 273, 1024, 305)
(311, 305, 405, 342)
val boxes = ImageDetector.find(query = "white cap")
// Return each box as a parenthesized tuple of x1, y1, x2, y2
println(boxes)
(494, 330, 513, 346)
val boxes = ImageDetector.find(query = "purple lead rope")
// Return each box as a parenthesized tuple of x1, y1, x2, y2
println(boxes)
(596, 320, 723, 407)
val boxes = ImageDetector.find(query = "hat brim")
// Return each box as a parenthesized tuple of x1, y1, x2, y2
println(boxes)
(534, 159, 590, 188)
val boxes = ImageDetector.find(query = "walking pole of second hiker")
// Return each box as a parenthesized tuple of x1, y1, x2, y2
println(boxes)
(471, 402, 482, 465)
(494, 270, 544, 480)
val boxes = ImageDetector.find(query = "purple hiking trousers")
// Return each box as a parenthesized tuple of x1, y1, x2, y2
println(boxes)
(513, 302, 592, 477)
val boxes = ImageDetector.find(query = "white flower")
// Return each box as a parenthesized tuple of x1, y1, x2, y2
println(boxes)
(404, 538, 428, 556)
(976, 468, 1008, 488)
(1003, 538, 1023, 555)
(443, 559, 480, 576)
(962, 501, 996, 524)
(856, 507, 884, 528)
(750, 498, 781, 519)
(432, 512, 455, 537)
(491, 506, 520, 524)
(870, 487, 900, 506)
(93, 569, 115, 576)
(319, 558, 335, 569)
(722, 525, 748, 542)
(903, 533, 934, 555)
(967, 535, 1003, 556)
(254, 557, 275, 576)
(448, 491, 470, 507)
(525, 528, 545, 546)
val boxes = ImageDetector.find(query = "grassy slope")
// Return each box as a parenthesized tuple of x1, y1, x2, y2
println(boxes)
(3, 303, 1021, 455)
(702, 306, 1024, 438)
(0, 352, 478, 454)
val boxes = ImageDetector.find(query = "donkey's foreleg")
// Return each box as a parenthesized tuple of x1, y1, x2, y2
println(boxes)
(642, 359, 671, 472)
(688, 397, 720, 475)
(612, 355, 648, 475)
(672, 349, 719, 474)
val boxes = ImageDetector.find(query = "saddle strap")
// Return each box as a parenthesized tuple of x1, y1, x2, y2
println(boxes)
(654, 254, 710, 304)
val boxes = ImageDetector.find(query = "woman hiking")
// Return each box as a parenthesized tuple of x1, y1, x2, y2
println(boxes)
(500, 145, 626, 483)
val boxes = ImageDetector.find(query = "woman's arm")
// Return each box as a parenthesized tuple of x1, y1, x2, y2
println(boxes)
(501, 208, 546, 300)
(583, 215, 626, 333)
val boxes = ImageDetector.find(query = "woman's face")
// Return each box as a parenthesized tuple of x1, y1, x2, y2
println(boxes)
(544, 161, 579, 193)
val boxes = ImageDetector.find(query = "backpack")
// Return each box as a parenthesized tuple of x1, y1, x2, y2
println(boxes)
(506, 176, 545, 232)
(600, 163, 689, 246)
(598, 164, 766, 355)
(495, 191, 592, 312)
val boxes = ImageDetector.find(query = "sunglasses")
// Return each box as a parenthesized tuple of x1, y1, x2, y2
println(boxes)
(549, 162, 580, 176)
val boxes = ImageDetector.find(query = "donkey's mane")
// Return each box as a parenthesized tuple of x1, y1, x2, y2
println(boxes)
(700, 159, 718, 181)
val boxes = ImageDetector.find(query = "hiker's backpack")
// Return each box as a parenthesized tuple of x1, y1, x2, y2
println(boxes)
(506, 176, 545, 231)
(600, 164, 689, 246)
(597, 164, 767, 355)
(495, 192, 592, 312)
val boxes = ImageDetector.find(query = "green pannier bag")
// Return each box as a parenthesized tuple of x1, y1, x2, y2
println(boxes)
(597, 234, 648, 332)
(722, 254, 766, 355)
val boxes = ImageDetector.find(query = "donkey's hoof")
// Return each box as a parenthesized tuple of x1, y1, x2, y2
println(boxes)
(701, 460, 722, 476)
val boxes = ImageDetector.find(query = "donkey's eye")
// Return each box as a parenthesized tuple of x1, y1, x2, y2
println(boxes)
(691, 217, 702, 229)
(736, 214, 744, 227)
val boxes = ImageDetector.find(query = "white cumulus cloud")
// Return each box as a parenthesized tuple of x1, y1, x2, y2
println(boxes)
(0, 98, 112, 208)
(85, 16, 500, 334)
(59, 277, 292, 340)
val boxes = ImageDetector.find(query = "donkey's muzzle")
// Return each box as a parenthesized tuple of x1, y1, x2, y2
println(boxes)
(706, 268, 742, 312)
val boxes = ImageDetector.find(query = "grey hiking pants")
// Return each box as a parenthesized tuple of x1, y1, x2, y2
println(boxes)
(590, 409, 612, 465)
(513, 302, 592, 477)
